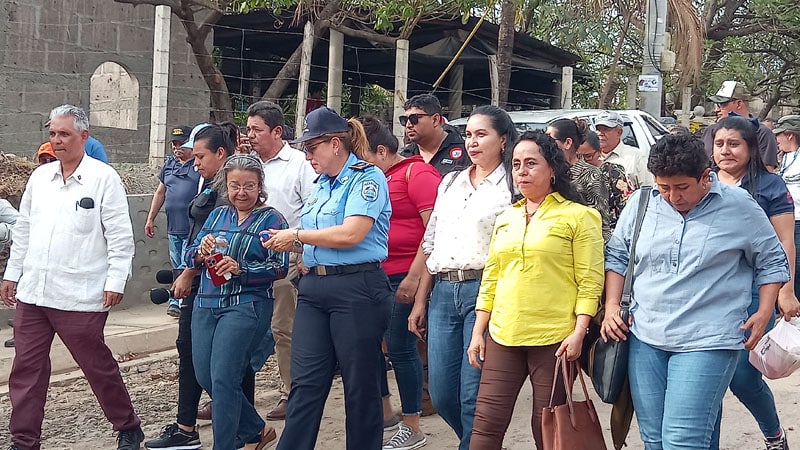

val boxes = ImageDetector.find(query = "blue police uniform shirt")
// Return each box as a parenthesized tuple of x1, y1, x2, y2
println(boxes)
(300, 152, 391, 267)
(159, 156, 202, 236)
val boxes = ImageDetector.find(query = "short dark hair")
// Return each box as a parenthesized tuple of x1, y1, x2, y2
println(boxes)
(516, 131, 581, 203)
(403, 94, 442, 115)
(359, 116, 398, 155)
(647, 134, 709, 179)
(194, 121, 238, 157)
(585, 130, 600, 151)
(247, 101, 285, 129)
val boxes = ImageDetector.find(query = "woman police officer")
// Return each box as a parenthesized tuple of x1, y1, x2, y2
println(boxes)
(263, 107, 394, 450)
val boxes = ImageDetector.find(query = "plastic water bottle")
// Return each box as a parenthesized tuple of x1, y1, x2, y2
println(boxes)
(213, 232, 229, 255)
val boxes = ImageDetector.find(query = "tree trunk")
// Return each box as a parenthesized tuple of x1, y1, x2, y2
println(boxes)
(183, 22, 234, 122)
(598, 13, 632, 108)
(261, 0, 344, 102)
(496, 0, 516, 107)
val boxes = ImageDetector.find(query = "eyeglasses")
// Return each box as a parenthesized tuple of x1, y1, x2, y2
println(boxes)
(227, 183, 259, 193)
(303, 138, 333, 155)
(399, 114, 430, 126)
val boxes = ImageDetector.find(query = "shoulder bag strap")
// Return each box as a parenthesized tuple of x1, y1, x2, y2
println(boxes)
(620, 186, 652, 314)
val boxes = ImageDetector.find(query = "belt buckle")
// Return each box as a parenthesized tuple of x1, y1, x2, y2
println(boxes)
(456, 270, 466, 282)
(316, 266, 328, 276)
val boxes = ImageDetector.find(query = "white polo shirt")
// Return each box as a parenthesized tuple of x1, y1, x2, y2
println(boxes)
(259, 142, 317, 229)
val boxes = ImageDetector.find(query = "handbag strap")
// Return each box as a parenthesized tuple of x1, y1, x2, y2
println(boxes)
(620, 186, 652, 311)
(547, 356, 594, 428)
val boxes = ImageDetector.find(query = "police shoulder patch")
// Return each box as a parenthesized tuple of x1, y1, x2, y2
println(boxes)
(361, 180, 379, 202)
(349, 161, 374, 171)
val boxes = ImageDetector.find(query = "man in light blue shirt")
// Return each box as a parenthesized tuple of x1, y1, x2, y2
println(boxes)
(601, 135, 789, 450)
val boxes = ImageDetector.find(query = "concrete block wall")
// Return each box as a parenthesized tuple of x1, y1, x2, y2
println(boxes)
(0, 0, 210, 162)
(126, 194, 172, 309)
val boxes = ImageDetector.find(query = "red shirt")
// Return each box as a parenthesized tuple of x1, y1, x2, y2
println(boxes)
(383, 156, 441, 275)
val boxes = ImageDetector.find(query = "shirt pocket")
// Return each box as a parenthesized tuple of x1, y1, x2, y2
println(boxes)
(316, 203, 344, 230)
(539, 222, 573, 254)
(71, 206, 98, 235)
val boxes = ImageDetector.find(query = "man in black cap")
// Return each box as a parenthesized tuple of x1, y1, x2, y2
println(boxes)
(144, 125, 201, 318)
(703, 80, 779, 171)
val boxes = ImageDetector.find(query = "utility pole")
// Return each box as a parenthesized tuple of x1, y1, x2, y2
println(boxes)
(295, 22, 314, 139)
(148, 5, 171, 168)
(327, 29, 344, 113)
(639, 0, 667, 117)
(392, 39, 409, 142)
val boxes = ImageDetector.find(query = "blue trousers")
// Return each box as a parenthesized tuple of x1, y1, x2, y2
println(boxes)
(277, 269, 393, 450)
(709, 287, 781, 449)
(380, 273, 424, 415)
(628, 334, 739, 450)
(191, 299, 273, 449)
(426, 278, 481, 450)
(167, 233, 187, 307)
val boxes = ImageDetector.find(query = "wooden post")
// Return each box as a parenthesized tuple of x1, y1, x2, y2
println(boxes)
(327, 29, 344, 114)
(488, 55, 499, 106)
(560, 66, 573, 110)
(627, 77, 638, 109)
(148, 5, 171, 168)
(393, 39, 410, 142)
(448, 65, 463, 120)
(295, 22, 314, 138)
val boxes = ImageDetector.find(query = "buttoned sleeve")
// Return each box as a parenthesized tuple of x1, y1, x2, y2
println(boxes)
(100, 172, 135, 294)
(572, 207, 604, 316)
(343, 169, 390, 220)
(476, 213, 506, 313)
(605, 189, 642, 276)
(3, 178, 33, 282)
(743, 198, 791, 286)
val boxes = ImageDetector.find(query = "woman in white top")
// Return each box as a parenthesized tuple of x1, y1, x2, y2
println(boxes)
(412, 105, 517, 450)
(776, 115, 800, 297)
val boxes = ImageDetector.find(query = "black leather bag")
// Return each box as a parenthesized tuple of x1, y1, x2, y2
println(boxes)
(589, 187, 650, 404)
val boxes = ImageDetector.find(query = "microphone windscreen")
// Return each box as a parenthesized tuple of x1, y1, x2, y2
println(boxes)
(150, 288, 171, 305)
(155, 269, 175, 284)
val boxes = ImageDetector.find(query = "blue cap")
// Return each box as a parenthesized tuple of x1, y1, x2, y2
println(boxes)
(290, 107, 349, 144)
(181, 123, 211, 149)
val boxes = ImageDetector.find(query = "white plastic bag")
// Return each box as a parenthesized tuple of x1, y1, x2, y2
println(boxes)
(749, 318, 800, 379)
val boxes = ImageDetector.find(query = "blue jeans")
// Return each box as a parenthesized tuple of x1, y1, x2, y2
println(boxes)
(427, 278, 481, 450)
(167, 233, 188, 307)
(709, 286, 780, 449)
(191, 299, 273, 449)
(628, 334, 739, 450)
(380, 273, 424, 415)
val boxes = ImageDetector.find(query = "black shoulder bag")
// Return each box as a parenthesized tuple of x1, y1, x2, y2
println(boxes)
(589, 186, 651, 404)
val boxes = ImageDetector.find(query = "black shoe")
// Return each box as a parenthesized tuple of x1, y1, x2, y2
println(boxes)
(144, 423, 201, 450)
(7, 445, 20, 450)
(4, 339, 14, 348)
(117, 427, 144, 450)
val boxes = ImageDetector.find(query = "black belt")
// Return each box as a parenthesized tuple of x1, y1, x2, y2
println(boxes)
(436, 269, 483, 282)
(313, 262, 381, 276)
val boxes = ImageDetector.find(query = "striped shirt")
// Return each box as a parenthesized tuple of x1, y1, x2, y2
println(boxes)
(185, 205, 289, 308)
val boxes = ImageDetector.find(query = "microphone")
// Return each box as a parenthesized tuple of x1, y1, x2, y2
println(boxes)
(156, 269, 175, 284)
(150, 288, 173, 305)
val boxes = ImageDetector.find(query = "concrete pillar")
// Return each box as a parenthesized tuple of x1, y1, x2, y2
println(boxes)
(148, 5, 170, 168)
(327, 29, 344, 114)
(639, 0, 668, 117)
(561, 66, 573, 110)
(627, 77, 638, 109)
(448, 65, 463, 120)
(392, 39, 409, 141)
(295, 22, 314, 139)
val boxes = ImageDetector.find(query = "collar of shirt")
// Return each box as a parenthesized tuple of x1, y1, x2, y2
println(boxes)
(47, 154, 89, 185)
(260, 142, 293, 163)
(454, 162, 507, 189)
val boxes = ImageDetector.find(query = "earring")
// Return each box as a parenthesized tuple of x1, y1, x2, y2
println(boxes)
(381, 154, 386, 161)
(550, 175, 556, 185)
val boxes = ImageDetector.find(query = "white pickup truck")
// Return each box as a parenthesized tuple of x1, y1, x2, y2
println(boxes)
(450, 109, 668, 154)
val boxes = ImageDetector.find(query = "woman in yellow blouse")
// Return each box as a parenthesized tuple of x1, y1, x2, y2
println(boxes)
(467, 131, 605, 450)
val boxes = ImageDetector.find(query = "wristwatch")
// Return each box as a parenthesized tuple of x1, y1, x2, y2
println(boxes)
(293, 229, 303, 248)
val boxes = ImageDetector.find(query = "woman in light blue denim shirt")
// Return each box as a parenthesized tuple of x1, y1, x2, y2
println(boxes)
(602, 135, 790, 450)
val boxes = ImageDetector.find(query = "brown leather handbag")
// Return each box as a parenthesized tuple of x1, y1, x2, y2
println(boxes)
(541, 356, 608, 450)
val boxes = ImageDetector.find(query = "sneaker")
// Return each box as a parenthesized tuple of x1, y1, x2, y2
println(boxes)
(7, 445, 20, 450)
(765, 430, 789, 450)
(383, 424, 427, 450)
(167, 304, 181, 318)
(3, 339, 13, 348)
(117, 427, 145, 450)
(144, 423, 201, 450)
(383, 415, 400, 432)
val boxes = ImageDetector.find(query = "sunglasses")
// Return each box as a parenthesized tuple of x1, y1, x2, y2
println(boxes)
(303, 137, 333, 155)
(399, 114, 431, 126)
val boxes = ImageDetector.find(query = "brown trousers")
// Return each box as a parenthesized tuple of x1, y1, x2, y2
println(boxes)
(470, 336, 565, 450)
